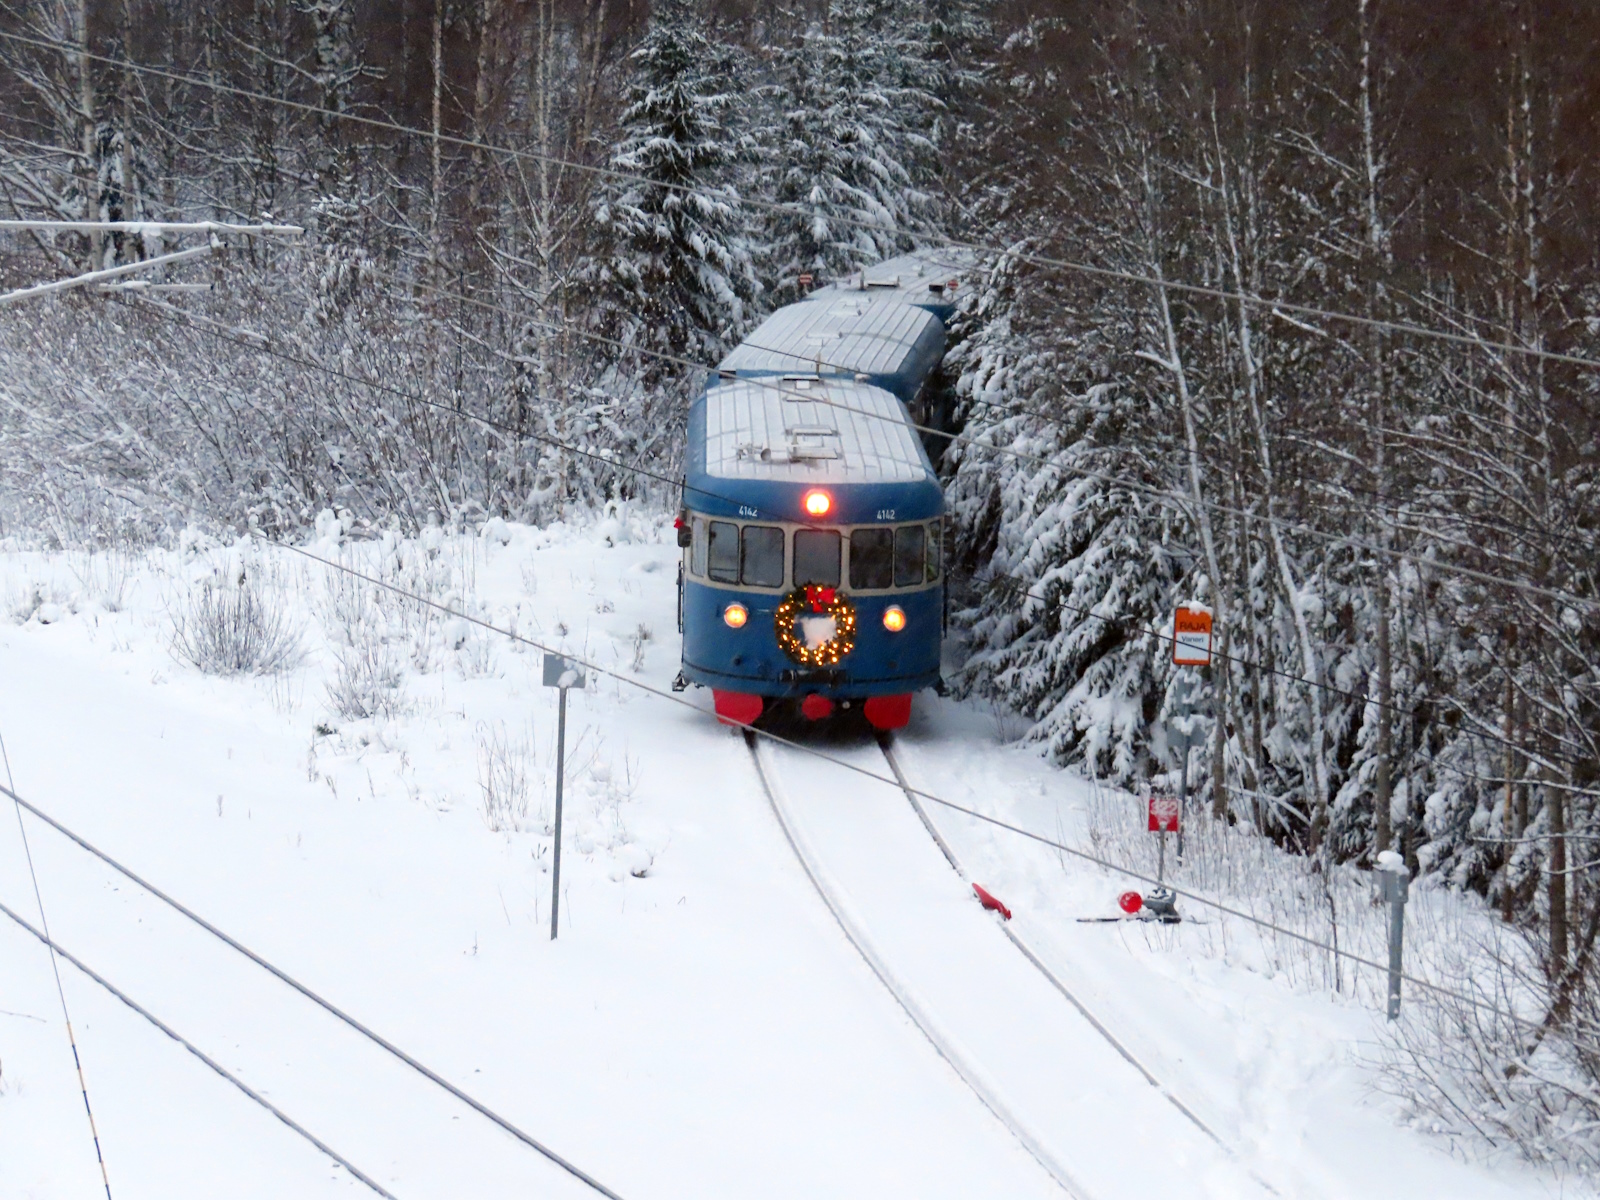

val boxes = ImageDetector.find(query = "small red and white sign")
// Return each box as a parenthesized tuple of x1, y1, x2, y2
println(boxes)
(798, 272, 814, 287)
(1148, 793, 1181, 833)
(1172, 605, 1213, 666)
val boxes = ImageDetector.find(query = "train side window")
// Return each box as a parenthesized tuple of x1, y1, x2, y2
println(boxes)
(849, 528, 893, 590)
(894, 524, 925, 588)
(925, 521, 941, 582)
(708, 521, 739, 583)
(793, 529, 841, 587)
(691, 518, 708, 577)
(741, 525, 785, 588)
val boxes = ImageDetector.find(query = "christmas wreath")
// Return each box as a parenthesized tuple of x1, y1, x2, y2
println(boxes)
(774, 584, 857, 667)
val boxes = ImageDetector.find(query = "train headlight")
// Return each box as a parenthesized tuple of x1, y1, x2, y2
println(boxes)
(803, 489, 832, 518)
(723, 602, 749, 629)
(882, 605, 907, 633)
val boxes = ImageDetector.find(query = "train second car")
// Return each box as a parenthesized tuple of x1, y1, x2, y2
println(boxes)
(675, 250, 966, 731)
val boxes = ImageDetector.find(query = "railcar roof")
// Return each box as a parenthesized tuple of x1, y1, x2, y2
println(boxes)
(697, 379, 932, 484)
(807, 246, 982, 309)
(717, 298, 943, 377)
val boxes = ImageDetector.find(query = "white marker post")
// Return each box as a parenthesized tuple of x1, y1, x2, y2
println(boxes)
(1376, 850, 1410, 1019)
(543, 653, 586, 940)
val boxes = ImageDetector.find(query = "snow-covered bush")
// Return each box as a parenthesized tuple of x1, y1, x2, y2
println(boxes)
(5, 577, 64, 624)
(67, 549, 133, 612)
(316, 564, 409, 719)
(1378, 931, 1600, 1173)
(325, 636, 407, 721)
(477, 722, 534, 833)
(168, 579, 305, 676)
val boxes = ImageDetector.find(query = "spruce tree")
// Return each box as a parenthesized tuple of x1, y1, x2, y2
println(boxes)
(761, 1, 940, 304)
(583, 0, 755, 380)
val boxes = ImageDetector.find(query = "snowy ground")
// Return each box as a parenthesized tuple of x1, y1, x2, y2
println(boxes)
(0, 517, 1579, 1199)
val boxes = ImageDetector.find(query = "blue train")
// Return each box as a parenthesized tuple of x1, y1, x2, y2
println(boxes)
(674, 249, 973, 730)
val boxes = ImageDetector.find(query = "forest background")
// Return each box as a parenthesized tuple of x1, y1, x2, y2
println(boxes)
(2, 0, 1600, 1168)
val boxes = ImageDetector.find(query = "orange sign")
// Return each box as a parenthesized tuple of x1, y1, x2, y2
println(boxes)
(1172, 606, 1213, 666)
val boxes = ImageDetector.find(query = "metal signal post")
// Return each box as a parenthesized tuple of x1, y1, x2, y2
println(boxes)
(1169, 605, 1213, 863)
(1376, 851, 1410, 1019)
(543, 654, 586, 940)
(1145, 793, 1181, 922)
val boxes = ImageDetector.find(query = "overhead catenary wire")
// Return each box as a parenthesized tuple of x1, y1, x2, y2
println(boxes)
(121, 293, 1598, 787)
(0, 727, 115, 1200)
(0, 383, 1589, 1036)
(0, 899, 400, 1199)
(4, 26, 1600, 375)
(0, 782, 629, 1200)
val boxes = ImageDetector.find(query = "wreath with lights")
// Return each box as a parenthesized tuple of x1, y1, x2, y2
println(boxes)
(774, 584, 857, 667)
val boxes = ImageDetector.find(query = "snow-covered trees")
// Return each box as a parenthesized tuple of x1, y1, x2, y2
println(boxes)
(944, 0, 1600, 891)
(760, 0, 940, 303)
(582, 0, 755, 376)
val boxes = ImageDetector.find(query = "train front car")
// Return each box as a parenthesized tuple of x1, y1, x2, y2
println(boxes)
(675, 375, 945, 731)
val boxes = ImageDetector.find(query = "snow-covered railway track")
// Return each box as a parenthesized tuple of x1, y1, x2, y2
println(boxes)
(748, 730, 1276, 1200)
(1, 783, 626, 1200)
(744, 731, 1088, 1199)
(876, 736, 1284, 1197)
(877, 740, 1223, 1139)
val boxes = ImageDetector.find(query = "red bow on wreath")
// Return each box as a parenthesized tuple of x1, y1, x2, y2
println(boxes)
(804, 584, 837, 612)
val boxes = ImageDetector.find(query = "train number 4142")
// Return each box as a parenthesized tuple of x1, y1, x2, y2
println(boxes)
(875, 508, 896, 521)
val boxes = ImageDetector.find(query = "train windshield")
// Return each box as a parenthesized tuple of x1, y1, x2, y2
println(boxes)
(741, 525, 785, 588)
(793, 529, 841, 587)
(850, 528, 893, 589)
(894, 525, 925, 587)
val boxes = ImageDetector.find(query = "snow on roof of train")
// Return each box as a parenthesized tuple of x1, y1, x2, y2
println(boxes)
(699, 378, 931, 484)
(717, 298, 942, 377)
(807, 246, 982, 308)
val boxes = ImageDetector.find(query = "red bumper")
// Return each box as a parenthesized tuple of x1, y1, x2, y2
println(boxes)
(863, 694, 913, 730)
(713, 690, 764, 728)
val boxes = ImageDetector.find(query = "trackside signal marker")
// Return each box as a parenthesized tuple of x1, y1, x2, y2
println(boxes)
(1172, 605, 1213, 666)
